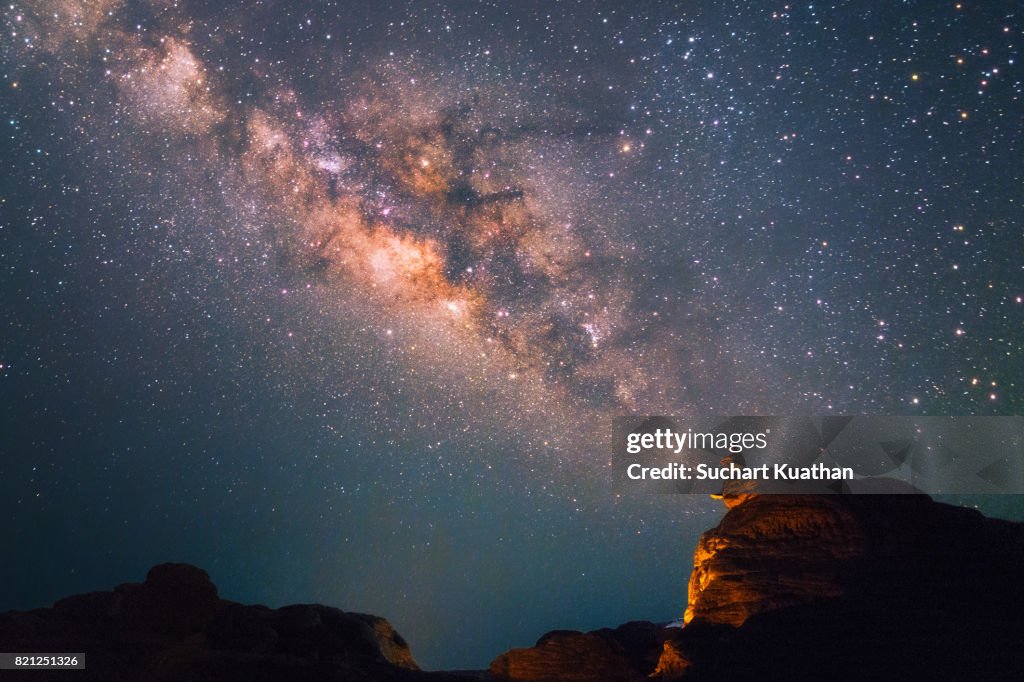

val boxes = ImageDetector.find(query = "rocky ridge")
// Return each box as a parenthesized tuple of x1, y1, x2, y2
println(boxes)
(0, 562, 462, 681)
(5, 493, 1023, 681)
(490, 493, 1024, 681)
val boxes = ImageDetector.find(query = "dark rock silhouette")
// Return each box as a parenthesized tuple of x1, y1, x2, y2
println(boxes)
(492, 494, 1024, 681)
(6, 494, 1024, 681)
(0, 562, 464, 681)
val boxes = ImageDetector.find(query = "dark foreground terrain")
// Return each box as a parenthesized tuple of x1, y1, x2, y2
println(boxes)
(4, 493, 1023, 681)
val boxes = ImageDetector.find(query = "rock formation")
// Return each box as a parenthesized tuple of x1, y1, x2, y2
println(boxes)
(684, 493, 1024, 629)
(0, 562, 463, 681)
(493, 493, 1024, 681)
(489, 621, 668, 682)
(6, 493, 1024, 681)
(683, 493, 867, 626)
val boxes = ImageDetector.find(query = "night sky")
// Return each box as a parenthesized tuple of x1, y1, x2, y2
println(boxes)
(1, 0, 1022, 670)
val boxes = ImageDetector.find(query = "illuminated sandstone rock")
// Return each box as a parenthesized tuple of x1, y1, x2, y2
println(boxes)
(684, 495, 866, 626)
(489, 621, 667, 682)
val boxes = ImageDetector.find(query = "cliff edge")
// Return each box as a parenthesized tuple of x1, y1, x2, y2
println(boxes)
(492, 493, 1024, 681)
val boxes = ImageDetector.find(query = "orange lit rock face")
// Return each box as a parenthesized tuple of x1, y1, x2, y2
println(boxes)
(489, 631, 639, 682)
(491, 494, 1024, 681)
(678, 493, 1024, 680)
(489, 622, 668, 682)
(650, 640, 691, 678)
(685, 494, 869, 627)
(684, 492, 1024, 634)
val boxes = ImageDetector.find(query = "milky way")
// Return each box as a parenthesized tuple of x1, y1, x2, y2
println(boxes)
(2, 0, 1022, 669)
(6, 0, 781, 434)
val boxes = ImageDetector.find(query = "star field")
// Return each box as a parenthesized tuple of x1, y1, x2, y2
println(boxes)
(1, 0, 1022, 669)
